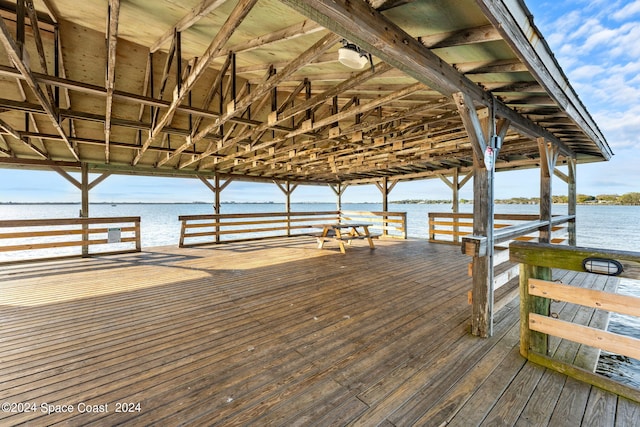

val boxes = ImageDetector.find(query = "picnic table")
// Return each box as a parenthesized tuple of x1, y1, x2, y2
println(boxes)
(313, 223, 378, 254)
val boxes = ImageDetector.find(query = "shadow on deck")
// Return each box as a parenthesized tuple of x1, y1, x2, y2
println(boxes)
(0, 237, 638, 425)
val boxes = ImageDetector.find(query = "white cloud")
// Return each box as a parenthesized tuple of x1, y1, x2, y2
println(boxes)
(612, 0, 640, 20)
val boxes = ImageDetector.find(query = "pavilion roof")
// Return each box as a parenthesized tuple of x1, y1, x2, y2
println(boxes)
(0, 0, 612, 186)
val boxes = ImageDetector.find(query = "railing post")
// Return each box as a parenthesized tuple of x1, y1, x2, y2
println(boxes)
(135, 219, 142, 252)
(401, 212, 407, 239)
(80, 163, 89, 257)
(179, 219, 186, 248)
(519, 262, 551, 358)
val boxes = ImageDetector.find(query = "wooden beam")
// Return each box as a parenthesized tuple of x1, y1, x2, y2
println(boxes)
(0, 15, 79, 161)
(51, 165, 81, 189)
(419, 24, 502, 49)
(219, 19, 324, 58)
(88, 172, 111, 190)
(105, 0, 120, 163)
(453, 92, 487, 163)
(150, 0, 229, 53)
(189, 32, 341, 147)
(24, 0, 55, 107)
(133, 0, 258, 165)
(14, 78, 50, 157)
(280, 0, 576, 156)
(0, 116, 48, 158)
(270, 62, 393, 125)
(169, 33, 342, 168)
(204, 63, 394, 165)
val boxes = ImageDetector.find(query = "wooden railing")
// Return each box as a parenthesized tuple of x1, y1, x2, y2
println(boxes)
(455, 214, 574, 311)
(429, 212, 570, 244)
(178, 210, 407, 247)
(510, 241, 640, 402)
(0, 217, 141, 263)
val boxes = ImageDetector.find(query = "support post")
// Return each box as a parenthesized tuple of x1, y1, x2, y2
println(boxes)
(538, 138, 559, 243)
(568, 156, 577, 246)
(80, 163, 89, 257)
(275, 180, 298, 236)
(198, 174, 232, 243)
(439, 168, 472, 243)
(472, 152, 492, 337)
(532, 137, 557, 348)
(455, 91, 497, 337)
(519, 263, 551, 358)
(375, 177, 397, 237)
(330, 183, 347, 214)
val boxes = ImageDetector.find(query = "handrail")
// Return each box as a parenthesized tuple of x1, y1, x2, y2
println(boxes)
(0, 216, 142, 263)
(178, 210, 407, 247)
(510, 241, 640, 402)
(494, 215, 574, 244)
(429, 212, 571, 245)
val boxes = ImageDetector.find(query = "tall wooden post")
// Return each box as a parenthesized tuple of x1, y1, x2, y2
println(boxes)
(198, 174, 232, 243)
(330, 183, 347, 218)
(214, 175, 221, 214)
(275, 180, 297, 236)
(568, 157, 577, 246)
(538, 138, 559, 243)
(439, 169, 472, 243)
(50, 165, 111, 256)
(455, 92, 510, 338)
(375, 177, 397, 237)
(452, 168, 459, 215)
(80, 163, 89, 257)
(534, 138, 559, 353)
(472, 153, 492, 337)
(455, 92, 493, 337)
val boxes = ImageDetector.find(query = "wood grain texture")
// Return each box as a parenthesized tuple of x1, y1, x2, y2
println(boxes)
(0, 238, 638, 425)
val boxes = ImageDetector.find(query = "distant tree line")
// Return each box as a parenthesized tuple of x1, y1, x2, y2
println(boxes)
(497, 192, 640, 205)
(392, 192, 640, 205)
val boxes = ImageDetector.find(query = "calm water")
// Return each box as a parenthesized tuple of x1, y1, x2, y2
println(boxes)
(1, 202, 639, 387)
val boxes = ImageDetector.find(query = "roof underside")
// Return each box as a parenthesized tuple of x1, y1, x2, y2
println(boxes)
(0, 0, 613, 185)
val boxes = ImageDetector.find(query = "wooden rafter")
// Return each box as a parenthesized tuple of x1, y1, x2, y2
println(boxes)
(133, 0, 258, 166)
(419, 24, 502, 49)
(166, 32, 341, 168)
(195, 62, 394, 167)
(0, 116, 45, 158)
(0, 134, 13, 157)
(211, 82, 428, 173)
(15, 78, 49, 157)
(280, 0, 573, 157)
(24, 0, 55, 106)
(0, 15, 79, 160)
(150, 0, 229, 53)
(105, 0, 120, 163)
(220, 19, 323, 58)
(192, 32, 341, 142)
(191, 52, 233, 138)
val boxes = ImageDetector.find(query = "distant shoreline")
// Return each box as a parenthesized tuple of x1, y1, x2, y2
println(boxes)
(1, 199, 639, 206)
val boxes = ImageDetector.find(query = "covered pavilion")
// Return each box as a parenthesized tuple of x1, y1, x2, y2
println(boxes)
(0, 0, 613, 336)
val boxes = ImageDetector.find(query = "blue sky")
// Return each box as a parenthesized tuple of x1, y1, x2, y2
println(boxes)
(1, 0, 639, 203)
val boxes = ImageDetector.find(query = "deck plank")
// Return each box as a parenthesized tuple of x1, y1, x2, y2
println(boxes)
(0, 237, 638, 426)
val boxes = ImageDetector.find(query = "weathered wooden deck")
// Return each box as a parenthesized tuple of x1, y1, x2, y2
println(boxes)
(1, 237, 638, 426)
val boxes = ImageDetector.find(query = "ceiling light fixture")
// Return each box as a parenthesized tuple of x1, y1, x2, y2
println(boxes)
(338, 40, 371, 70)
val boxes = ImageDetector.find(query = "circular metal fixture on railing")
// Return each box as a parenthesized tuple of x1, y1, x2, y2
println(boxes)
(582, 257, 624, 276)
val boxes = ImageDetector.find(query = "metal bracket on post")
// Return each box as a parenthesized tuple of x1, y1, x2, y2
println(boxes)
(461, 236, 488, 257)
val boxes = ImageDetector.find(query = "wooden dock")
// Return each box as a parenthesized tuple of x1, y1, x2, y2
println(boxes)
(1, 237, 638, 426)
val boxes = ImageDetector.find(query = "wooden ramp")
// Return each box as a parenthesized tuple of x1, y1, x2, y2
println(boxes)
(0, 238, 638, 426)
